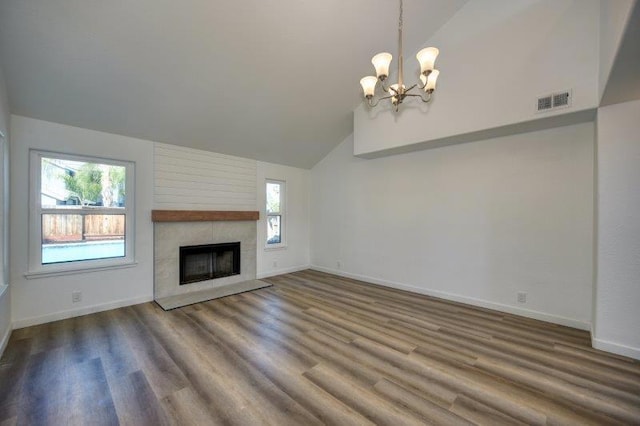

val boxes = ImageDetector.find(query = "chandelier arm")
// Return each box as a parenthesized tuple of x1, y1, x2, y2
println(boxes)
(405, 83, 417, 93)
(404, 92, 433, 103)
(368, 95, 395, 108)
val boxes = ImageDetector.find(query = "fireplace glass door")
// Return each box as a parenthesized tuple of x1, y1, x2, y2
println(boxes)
(179, 242, 240, 285)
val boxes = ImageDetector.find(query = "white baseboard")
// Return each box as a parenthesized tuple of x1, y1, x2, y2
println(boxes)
(0, 319, 11, 360)
(257, 264, 310, 279)
(310, 265, 591, 331)
(592, 335, 640, 360)
(0, 284, 11, 359)
(12, 295, 154, 329)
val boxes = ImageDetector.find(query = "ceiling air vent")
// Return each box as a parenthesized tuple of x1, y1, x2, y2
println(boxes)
(536, 89, 572, 113)
(553, 91, 570, 108)
(537, 96, 553, 112)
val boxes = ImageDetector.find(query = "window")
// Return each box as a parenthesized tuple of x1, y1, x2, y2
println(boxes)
(266, 179, 285, 247)
(28, 150, 135, 275)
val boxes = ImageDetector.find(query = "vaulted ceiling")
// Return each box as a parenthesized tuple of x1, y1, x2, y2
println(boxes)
(0, 0, 468, 168)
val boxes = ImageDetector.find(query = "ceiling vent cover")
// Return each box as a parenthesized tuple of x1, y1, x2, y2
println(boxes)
(537, 96, 553, 111)
(553, 91, 570, 107)
(536, 89, 572, 113)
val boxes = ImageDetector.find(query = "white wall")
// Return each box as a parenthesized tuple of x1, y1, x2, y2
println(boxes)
(0, 65, 11, 355)
(10, 116, 155, 328)
(311, 123, 594, 329)
(593, 99, 640, 359)
(354, 0, 600, 157)
(256, 161, 310, 278)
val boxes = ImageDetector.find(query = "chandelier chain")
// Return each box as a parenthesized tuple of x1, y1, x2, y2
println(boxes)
(398, 0, 404, 90)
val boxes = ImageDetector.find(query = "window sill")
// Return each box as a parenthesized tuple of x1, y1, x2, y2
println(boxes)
(264, 245, 287, 251)
(24, 261, 138, 280)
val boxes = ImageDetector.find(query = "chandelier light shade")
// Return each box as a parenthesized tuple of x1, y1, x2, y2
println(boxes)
(420, 69, 439, 92)
(425, 69, 439, 91)
(389, 83, 406, 106)
(371, 53, 393, 79)
(360, 0, 441, 112)
(416, 47, 439, 74)
(359, 76, 378, 98)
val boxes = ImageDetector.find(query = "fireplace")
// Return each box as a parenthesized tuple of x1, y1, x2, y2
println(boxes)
(180, 242, 240, 285)
(153, 210, 266, 310)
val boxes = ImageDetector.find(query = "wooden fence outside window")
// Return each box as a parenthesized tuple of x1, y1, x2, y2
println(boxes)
(42, 214, 125, 243)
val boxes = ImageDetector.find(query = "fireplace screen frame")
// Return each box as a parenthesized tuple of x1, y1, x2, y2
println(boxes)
(179, 242, 241, 285)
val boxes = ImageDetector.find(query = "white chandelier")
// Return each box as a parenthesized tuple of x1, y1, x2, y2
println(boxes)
(360, 0, 440, 112)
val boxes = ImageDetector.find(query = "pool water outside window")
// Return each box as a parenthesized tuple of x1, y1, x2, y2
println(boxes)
(42, 239, 126, 264)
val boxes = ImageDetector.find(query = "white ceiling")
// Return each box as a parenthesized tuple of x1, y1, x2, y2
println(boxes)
(601, 0, 640, 107)
(0, 0, 467, 168)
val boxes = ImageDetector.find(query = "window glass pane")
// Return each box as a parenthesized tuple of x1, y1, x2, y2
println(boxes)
(266, 215, 281, 245)
(266, 182, 280, 214)
(41, 213, 125, 264)
(41, 157, 126, 208)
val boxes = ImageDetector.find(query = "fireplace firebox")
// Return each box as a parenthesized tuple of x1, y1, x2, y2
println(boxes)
(179, 242, 240, 285)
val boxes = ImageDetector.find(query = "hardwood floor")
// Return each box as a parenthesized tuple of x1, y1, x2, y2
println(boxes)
(1, 270, 639, 425)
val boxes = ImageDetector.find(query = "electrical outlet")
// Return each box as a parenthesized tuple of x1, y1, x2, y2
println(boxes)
(72, 291, 82, 303)
(272, 260, 278, 268)
(517, 292, 527, 304)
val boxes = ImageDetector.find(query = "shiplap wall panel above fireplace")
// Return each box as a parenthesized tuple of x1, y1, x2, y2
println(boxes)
(153, 142, 257, 210)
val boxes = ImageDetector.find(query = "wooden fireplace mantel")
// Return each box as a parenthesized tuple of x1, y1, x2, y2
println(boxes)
(151, 210, 260, 222)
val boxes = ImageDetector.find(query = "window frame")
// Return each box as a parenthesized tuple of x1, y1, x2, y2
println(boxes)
(0, 131, 7, 290)
(27, 149, 136, 276)
(265, 179, 286, 249)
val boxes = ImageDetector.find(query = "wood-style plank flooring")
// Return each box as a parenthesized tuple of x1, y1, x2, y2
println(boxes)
(1, 270, 639, 425)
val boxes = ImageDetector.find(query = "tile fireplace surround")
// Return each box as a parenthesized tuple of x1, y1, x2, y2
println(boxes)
(152, 210, 270, 309)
